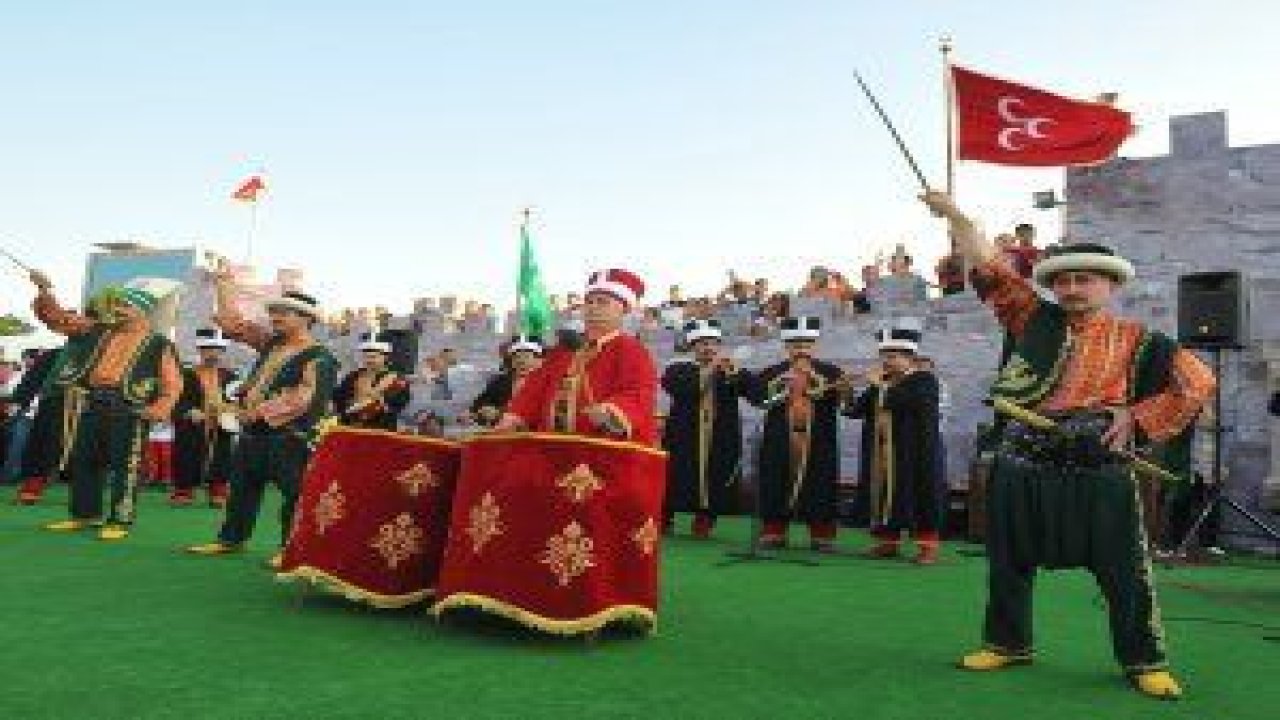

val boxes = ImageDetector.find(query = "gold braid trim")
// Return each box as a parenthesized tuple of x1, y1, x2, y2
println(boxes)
(595, 402, 634, 439)
(322, 425, 461, 449)
(464, 431, 667, 457)
(58, 386, 88, 472)
(431, 592, 657, 636)
(275, 566, 434, 609)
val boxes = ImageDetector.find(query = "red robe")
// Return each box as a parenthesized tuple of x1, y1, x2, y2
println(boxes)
(506, 332, 658, 445)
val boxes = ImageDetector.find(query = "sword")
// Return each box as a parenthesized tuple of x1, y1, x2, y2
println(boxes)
(990, 397, 1180, 485)
(0, 246, 36, 275)
(853, 70, 933, 192)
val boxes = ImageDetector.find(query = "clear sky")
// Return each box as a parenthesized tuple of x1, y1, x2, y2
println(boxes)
(2, 1, 1276, 318)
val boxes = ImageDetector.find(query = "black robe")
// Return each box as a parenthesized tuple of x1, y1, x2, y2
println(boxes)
(743, 360, 844, 523)
(17, 349, 65, 480)
(172, 365, 238, 490)
(661, 360, 744, 516)
(843, 370, 941, 533)
(470, 371, 515, 426)
(334, 368, 411, 431)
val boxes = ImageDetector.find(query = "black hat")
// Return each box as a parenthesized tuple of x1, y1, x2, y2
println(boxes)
(194, 328, 229, 350)
(780, 316, 820, 341)
(357, 332, 394, 353)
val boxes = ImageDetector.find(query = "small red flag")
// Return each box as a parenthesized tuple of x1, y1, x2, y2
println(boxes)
(231, 175, 266, 202)
(952, 66, 1133, 167)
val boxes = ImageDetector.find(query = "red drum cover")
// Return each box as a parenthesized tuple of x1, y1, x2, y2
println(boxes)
(278, 428, 461, 607)
(433, 433, 667, 635)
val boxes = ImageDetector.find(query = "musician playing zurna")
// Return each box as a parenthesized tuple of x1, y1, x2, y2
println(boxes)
(334, 332, 411, 431)
(923, 190, 1215, 700)
(171, 328, 238, 508)
(743, 316, 848, 552)
(842, 320, 943, 565)
(661, 319, 746, 539)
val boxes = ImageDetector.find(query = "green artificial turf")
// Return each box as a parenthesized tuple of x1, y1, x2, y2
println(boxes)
(2, 486, 1277, 720)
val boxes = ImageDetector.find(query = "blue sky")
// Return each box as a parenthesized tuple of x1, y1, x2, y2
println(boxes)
(2, 1, 1276, 316)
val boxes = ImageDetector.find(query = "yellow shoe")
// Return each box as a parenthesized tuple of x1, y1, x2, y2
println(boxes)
(267, 552, 284, 571)
(98, 525, 130, 541)
(44, 519, 100, 532)
(1132, 670, 1183, 700)
(957, 648, 1033, 671)
(186, 541, 244, 556)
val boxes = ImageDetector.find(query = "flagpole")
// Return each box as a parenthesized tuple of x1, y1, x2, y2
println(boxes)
(941, 36, 957, 258)
(246, 199, 259, 264)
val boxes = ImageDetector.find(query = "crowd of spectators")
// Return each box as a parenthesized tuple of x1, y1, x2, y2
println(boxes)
(318, 224, 1041, 347)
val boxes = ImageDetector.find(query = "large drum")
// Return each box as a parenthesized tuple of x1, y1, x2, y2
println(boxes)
(432, 433, 667, 635)
(277, 427, 461, 608)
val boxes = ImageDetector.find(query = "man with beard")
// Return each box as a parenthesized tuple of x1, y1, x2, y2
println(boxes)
(922, 191, 1215, 700)
(170, 328, 238, 507)
(187, 267, 338, 569)
(843, 320, 942, 564)
(28, 272, 183, 541)
(334, 331, 411, 431)
(745, 316, 847, 552)
(662, 319, 745, 538)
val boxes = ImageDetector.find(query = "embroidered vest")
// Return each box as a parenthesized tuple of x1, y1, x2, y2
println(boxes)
(53, 327, 171, 406)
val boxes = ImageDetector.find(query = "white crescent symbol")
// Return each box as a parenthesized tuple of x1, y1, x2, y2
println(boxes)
(995, 96, 1056, 152)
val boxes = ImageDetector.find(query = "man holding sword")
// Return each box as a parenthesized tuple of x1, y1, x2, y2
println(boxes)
(921, 190, 1215, 700)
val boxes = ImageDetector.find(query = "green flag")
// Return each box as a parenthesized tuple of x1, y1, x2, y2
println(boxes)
(517, 222, 553, 337)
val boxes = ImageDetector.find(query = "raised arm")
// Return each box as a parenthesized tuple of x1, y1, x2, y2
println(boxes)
(29, 270, 95, 336)
(210, 267, 273, 351)
(920, 191, 1040, 336)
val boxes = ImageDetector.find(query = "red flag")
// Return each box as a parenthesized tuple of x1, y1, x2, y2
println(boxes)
(952, 66, 1133, 167)
(231, 175, 266, 202)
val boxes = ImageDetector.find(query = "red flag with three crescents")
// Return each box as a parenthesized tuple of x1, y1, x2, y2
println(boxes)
(952, 66, 1134, 167)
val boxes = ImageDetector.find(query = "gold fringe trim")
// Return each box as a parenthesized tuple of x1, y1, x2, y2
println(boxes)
(325, 426, 461, 450)
(275, 565, 433, 609)
(465, 431, 667, 458)
(431, 592, 657, 636)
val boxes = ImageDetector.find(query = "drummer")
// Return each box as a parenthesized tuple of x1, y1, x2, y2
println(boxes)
(462, 334, 544, 428)
(495, 269, 658, 444)
(171, 328, 238, 508)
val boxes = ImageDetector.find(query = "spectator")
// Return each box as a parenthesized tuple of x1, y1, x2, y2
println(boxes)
(1009, 223, 1040, 279)
(798, 266, 846, 305)
(879, 251, 929, 304)
(752, 278, 770, 305)
(752, 292, 790, 337)
(935, 253, 967, 296)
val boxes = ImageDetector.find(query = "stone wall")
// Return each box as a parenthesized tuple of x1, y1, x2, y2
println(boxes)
(1065, 111, 1280, 550)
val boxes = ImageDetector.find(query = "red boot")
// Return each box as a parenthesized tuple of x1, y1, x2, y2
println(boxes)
(759, 520, 788, 549)
(914, 543, 940, 566)
(208, 482, 229, 509)
(691, 513, 715, 540)
(169, 488, 195, 507)
(15, 476, 47, 505)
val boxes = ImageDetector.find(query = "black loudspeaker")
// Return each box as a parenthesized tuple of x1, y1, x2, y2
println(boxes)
(381, 329, 419, 374)
(1177, 271, 1247, 349)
